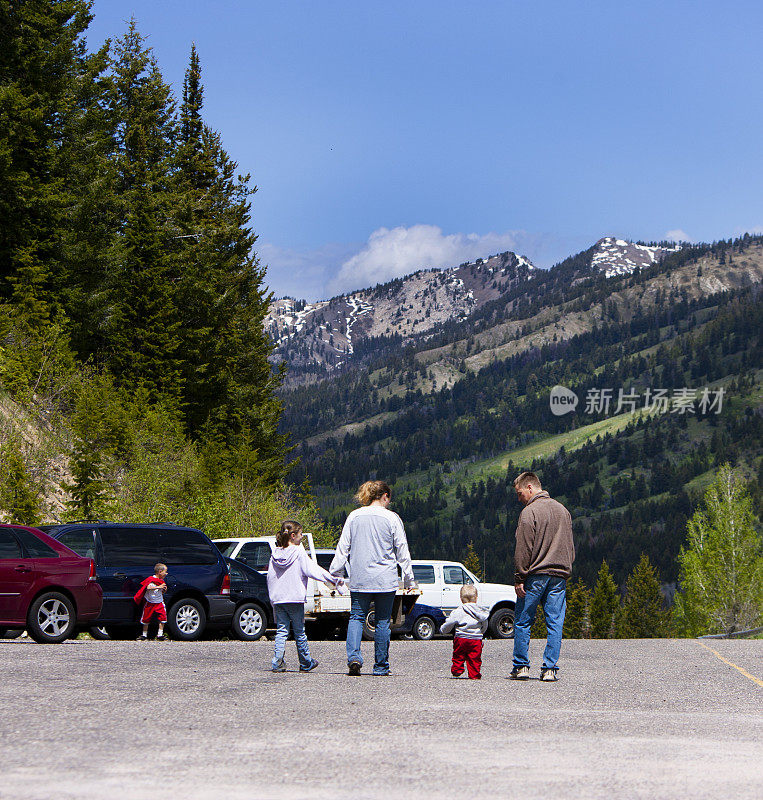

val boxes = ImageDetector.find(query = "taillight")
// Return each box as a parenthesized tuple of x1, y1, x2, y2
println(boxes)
(221, 573, 230, 595)
(88, 559, 97, 581)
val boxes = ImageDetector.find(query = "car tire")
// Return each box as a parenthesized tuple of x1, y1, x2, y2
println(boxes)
(412, 615, 436, 641)
(26, 592, 76, 643)
(89, 626, 111, 640)
(167, 598, 206, 641)
(362, 609, 376, 641)
(232, 603, 267, 641)
(489, 607, 515, 639)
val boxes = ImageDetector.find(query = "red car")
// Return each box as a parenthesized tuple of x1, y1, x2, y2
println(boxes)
(0, 525, 103, 643)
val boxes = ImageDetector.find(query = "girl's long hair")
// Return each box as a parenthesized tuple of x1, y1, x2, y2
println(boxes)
(354, 480, 391, 506)
(276, 519, 303, 548)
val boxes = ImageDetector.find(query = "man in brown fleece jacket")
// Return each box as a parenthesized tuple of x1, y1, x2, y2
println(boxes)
(510, 471, 574, 682)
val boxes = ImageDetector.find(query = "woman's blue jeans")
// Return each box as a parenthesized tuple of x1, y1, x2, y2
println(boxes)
(346, 591, 396, 675)
(512, 575, 567, 670)
(273, 602, 312, 669)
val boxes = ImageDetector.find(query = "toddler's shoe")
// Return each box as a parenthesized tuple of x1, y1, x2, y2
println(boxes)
(137, 634, 148, 641)
(156, 635, 167, 641)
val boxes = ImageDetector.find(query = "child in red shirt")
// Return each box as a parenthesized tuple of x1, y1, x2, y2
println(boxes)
(134, 563, 169, 641)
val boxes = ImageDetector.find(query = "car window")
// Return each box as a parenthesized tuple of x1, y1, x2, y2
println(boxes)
(413, 565, 436, 584)
(100, 527, 160, 566)
(213, 540, 238, 557)
(443, 566, 467, 585)
(237, 542, 272, 570)
(158, 529, 218, 565)
(13, 528, 59, 558)
(0, 530, 23, 559)
(315, 553, 333, 571)
(227, 562, 247, 582)
(57, 529, 97, 560)
(316, 552, 347, 577)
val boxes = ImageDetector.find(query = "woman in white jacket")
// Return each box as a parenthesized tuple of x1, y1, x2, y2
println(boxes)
(267, 520, 343, 673)
(330, 481, 415, 676)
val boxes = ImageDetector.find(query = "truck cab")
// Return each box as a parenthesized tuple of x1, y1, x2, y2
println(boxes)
(411, 560, 516, 639)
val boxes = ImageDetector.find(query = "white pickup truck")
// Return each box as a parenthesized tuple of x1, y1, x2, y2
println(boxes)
(213, 534, 420, 636)
(411, 560, 517, 638)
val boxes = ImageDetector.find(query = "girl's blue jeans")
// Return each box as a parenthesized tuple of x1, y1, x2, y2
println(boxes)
(272, 602, 312, 669)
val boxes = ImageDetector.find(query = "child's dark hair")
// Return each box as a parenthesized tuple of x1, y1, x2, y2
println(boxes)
(276, 520, 303, 548)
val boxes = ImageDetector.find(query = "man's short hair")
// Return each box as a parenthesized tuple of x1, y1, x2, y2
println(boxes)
(460, 584, 478, 603)
(513, 471, 542, 490)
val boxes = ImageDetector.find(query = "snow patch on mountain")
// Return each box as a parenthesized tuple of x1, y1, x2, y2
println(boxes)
(591, 237, 680, 278)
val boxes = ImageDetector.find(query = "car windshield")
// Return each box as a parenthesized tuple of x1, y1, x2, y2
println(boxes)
(213, 541, 238, 557)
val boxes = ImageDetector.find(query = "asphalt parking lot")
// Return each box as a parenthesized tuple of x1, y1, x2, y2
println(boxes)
(1, 638, 761, 800)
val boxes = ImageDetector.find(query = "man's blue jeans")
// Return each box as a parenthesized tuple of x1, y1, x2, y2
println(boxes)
(347, 591, 396, 675)
(512, 575, 567, 670)
(273, 603, 312, 669)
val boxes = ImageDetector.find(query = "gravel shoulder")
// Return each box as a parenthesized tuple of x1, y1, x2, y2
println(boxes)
(1, 638, 761, 800)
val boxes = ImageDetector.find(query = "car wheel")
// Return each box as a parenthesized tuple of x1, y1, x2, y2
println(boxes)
(232, 603, 266, 641)
(489, 607, 515, 639)
(362, 609, 376, 641)
(167, 598, 206, 641)
(412, 615, 436, 641)
(89, 626, 111, 640)
(26, 592, 76, 643)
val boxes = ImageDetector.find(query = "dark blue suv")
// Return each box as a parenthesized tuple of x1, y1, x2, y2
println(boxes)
(42, 523, 234, 640)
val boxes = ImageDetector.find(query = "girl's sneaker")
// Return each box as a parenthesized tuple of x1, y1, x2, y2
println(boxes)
(271, 659, 286, 672)
(156, 635, 167, 641)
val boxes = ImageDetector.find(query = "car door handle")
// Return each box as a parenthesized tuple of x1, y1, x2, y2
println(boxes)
(14, 565, 32, 573)
(113, 572, 127, 579)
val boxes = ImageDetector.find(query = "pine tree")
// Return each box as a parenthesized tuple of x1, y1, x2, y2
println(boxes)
(0, 0, 97, 386)
(564, 577, 591, 638)
(169, 44, 289, 484)
(590, 561, 619, 638)
(673, 465, 763, 636)
(0, 440, 41, 525)
(463, 541, 483, 579)
(101, 22, 183, 404)
(617, 554, 669, 638)
(63, 441, 108, 519)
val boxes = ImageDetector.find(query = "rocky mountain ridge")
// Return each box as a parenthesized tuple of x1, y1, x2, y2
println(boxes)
(265, 250, 536, 376)
(265, 237, 683, 384)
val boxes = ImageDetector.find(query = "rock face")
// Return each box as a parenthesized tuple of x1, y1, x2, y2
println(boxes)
(590, 237, 680, 278)
(265, 251, 536, 377)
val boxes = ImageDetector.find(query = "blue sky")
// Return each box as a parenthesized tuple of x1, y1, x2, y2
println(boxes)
(88, 1, 763, 300)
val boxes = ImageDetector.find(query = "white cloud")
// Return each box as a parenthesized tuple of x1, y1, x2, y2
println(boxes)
(327, 225, 524, 295)
(665, 229, 691, 243)
(260, 241, 359, 302)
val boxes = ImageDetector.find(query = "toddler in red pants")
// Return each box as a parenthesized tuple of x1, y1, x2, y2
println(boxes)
(440, 584, 489, 679)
